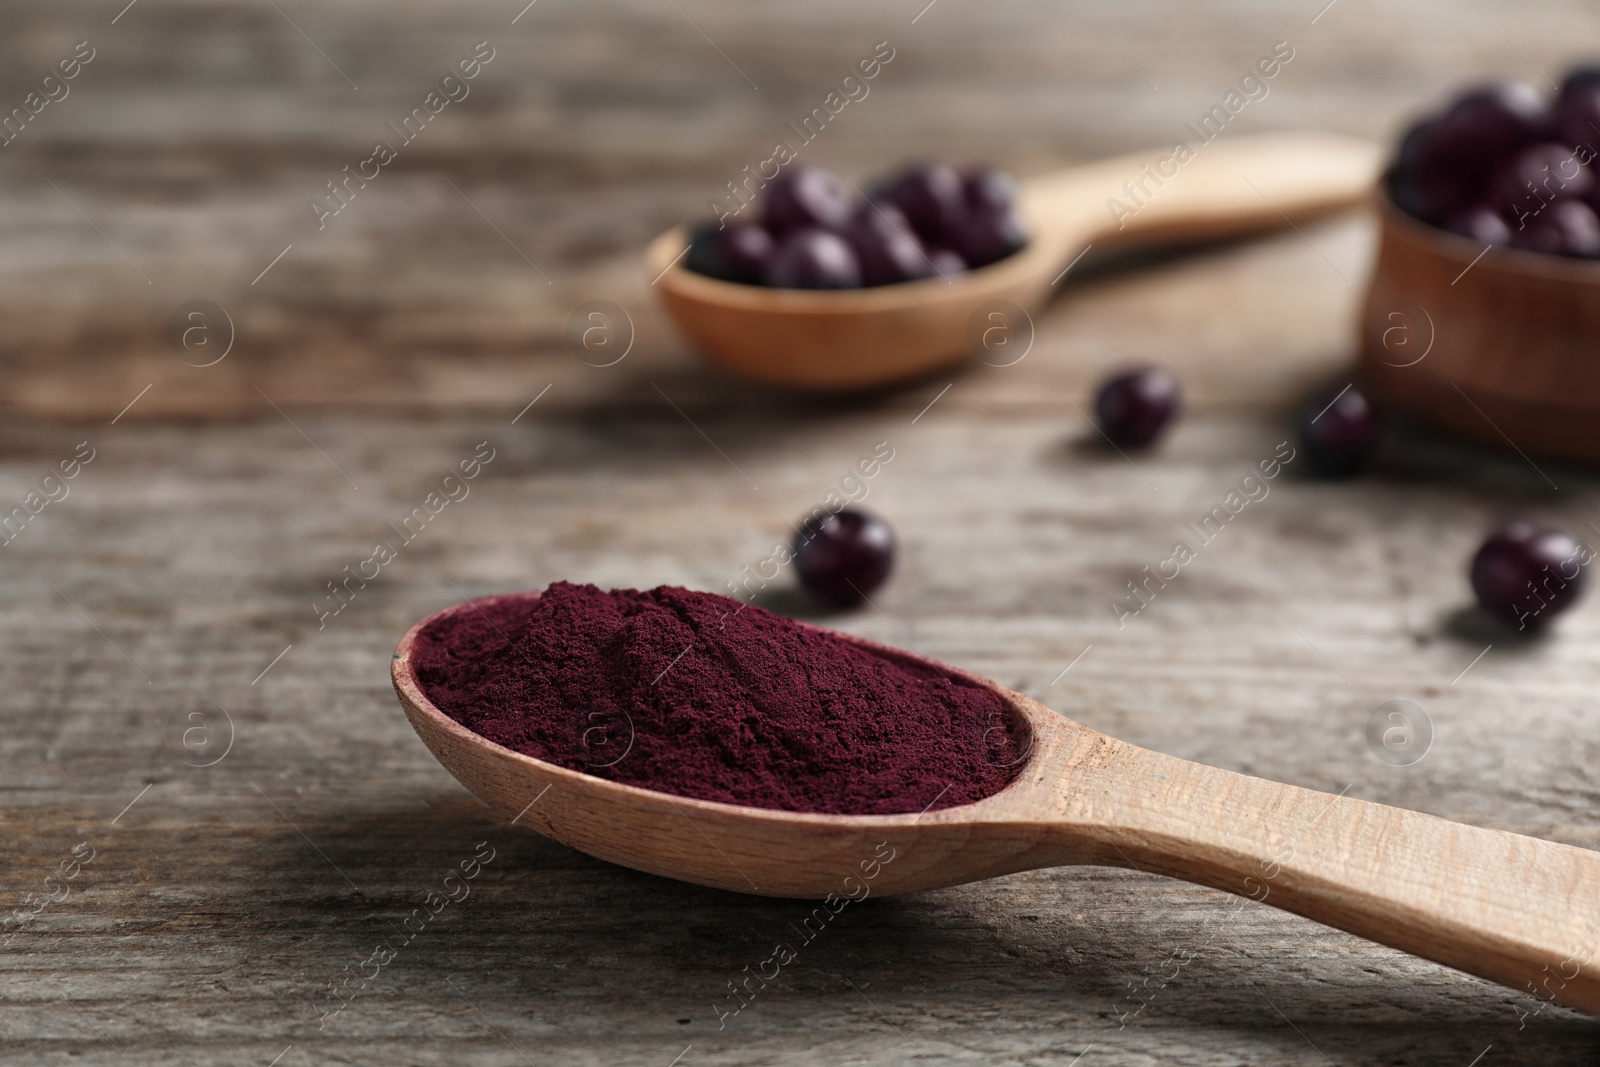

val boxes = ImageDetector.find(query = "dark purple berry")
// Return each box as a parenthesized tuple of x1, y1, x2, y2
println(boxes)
(1560, 64, 1600, 103)
(1555, 68, 1600, 184)
(1486, 142, 1594, 218)
(762, 166, 855, 235)
(1557, 83, 1600, 149)
(1391, 120, 1467, 223)
(926, 247, 967, 279)
(1094, 366, 1180, 449)
(1397, 83, 1550, 220)
(1513, 198, 1600, 258)
(950, 204, 1027, 268)
(1471, 523, 1588, 629)
(877, 162, 968, 246)
(683, 222, 775, 285)
(1442, 82, 1551, 153)
(1446, 203, 1513, 245)
(964, 166, 1017, 213)
(846, 204, 936, 287)
(765, 229, 862, 290)
(1297, 386, 1380, 478)
(1391, 78, 1600, 262)
(792, 508, 895, 607)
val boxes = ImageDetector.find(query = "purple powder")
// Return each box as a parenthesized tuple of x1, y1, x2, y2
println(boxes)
(410, 582, 1028, 814)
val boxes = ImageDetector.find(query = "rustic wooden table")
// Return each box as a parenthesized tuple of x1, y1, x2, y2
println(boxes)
(4, 0, 1600, 1063)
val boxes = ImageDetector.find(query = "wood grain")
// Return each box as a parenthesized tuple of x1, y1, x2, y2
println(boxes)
(6, 406, 1600, 1064)
(4, 0, 1600, 1063)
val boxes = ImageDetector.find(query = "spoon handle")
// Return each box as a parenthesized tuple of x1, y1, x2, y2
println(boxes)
(1066, 742, 1600, 1013)
(1022, 131, 1383, 249)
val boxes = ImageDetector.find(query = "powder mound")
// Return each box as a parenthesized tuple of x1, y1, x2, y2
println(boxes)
(410, 581, 1029, 815)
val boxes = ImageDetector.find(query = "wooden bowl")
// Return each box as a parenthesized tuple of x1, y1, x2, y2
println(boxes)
(1359, 191, 1600, 463)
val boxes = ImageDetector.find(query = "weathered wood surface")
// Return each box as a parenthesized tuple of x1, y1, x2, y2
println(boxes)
(3, 0, 1600, 1064)
(0, 0, 1591, 421)
(7, 408, 1600, 1065)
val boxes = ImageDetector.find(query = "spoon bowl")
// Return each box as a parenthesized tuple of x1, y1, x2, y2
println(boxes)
(396, 591, 1600, 1012)
(649, 132, 1384, 390)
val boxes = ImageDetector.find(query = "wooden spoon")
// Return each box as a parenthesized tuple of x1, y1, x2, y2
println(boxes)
(395, 592, 1600, 1013)
(647, 132, 1383, 390)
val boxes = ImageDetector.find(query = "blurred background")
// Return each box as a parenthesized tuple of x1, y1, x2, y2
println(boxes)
(3, 0, 1586, 418)
(6, 1, 1600, 1064)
